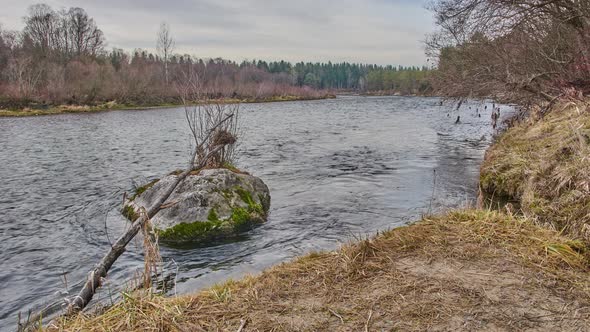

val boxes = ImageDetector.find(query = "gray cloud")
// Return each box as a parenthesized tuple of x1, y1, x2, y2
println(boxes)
(0, 0, 433, 65)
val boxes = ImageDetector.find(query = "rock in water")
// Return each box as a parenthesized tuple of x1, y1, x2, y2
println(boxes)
(122, 168, 271, 246)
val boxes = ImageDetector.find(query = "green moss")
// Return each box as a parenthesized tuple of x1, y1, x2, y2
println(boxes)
(208, 208, 219, 222)
(157, 204, 265, 244)
(157, 219, 228, 243)
(214, 187, 235, 201)
(222, 162, 240, 173)
(235, 187, 264, 215)
(152, 184, 268, 245)
(131, 179, 159, 200)
(231, 207, 255, 231)
(236, 187, 254, 205)
(122, 205, 139, 222)
(157, 208, 263, 244)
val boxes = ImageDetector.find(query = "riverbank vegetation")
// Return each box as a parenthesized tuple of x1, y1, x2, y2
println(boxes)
(481, 101, 590, 242)
(0, 4, 430, 116)
(0, 95, 332, 117)
(427, 0, 590, 104)
(426, 0, 590, 240)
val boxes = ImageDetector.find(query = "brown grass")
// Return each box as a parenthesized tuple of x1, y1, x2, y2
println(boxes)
(48, 210, 590, 331)
(481, 99, 590, 241)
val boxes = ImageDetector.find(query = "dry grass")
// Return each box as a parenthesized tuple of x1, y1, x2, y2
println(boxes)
(142, 218, 162, 288)
(481, 100, 590, 241)
(48, 210, 590, 331)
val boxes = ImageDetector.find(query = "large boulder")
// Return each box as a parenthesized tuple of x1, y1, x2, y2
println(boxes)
(122, 168, 271, 245)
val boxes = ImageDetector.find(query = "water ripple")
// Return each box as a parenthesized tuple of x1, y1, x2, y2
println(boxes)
(0, 96, 513, 330)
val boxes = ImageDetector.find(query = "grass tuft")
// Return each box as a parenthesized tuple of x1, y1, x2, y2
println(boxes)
(121, 205, 139, 222)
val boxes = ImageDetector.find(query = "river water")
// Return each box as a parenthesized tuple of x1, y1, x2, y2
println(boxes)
(0, 96, 511, 330)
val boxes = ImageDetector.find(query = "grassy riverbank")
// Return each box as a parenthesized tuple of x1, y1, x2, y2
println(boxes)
(481, 101, 590, 241)
(0, 95, 335, 118)
(49, 100, 590, 331)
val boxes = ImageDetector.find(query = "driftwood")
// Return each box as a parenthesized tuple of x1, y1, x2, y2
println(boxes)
(66, 114, 233, 314)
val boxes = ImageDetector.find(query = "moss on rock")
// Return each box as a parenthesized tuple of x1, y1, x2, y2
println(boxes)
(157, 204, 263, 245)
(130, 179, 160, 201)
(207, 208, 219, 222)
(156, 187, 267, 245)
(122, 204, 139, 222)
(157, 219, 228, 244)
(122, 169, 270, 246)
(235, 186, 265, 215)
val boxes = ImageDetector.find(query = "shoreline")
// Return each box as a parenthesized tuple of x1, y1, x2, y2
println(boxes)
(0, 94, 336, 118)
(48, 99, 590, 331)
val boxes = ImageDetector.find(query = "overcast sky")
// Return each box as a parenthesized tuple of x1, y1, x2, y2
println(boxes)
(0, 0, 434, 66)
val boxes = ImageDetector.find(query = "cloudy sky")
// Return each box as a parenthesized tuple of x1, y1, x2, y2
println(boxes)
(0, 0, 434, 66)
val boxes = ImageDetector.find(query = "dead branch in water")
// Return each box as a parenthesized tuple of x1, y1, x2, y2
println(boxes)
(66, 112, 236, 314)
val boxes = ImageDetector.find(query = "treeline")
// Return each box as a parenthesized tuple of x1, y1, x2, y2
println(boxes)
(0, 3, 431, 109)
(365, 66, 430, 93)
(427, 0, 590, 103)
(248, 60, 431, 93)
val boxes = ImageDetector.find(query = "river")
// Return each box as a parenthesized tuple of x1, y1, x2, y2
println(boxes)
(0, 96, 511, 330)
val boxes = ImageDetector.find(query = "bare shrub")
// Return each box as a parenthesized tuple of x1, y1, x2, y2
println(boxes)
(427, 0, 590, 102)
(180, 70, 240, 169)
(156, 22, 174, 84)
(6, 56, 43, 99)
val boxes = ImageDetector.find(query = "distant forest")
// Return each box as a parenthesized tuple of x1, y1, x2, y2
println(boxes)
(0, 4, 431, 108)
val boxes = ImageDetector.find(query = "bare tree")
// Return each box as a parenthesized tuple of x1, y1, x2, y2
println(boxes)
(0, 24, 12, 72)
(6, 56, 43, 98)
(65, 7, 104, 57)
(426, 0, 590, 102)
(23, 4, 104, 60)
(2, 4, 340, 108)
(156, 22, 175, 85)
(23, 4, 58, 56)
